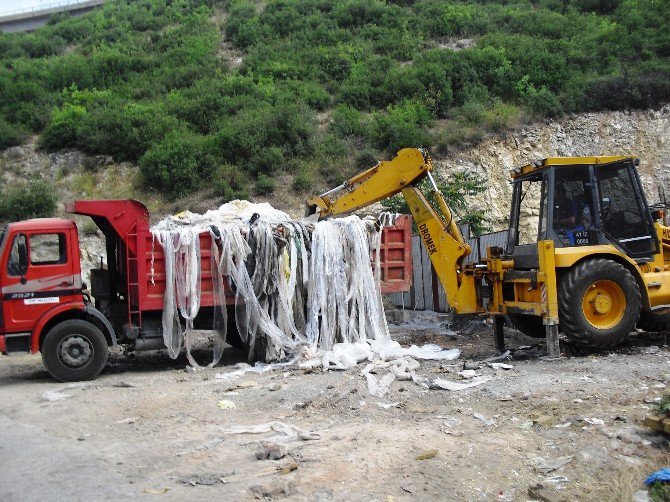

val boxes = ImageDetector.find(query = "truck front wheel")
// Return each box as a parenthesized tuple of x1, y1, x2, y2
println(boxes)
(42, 320, 109, 382)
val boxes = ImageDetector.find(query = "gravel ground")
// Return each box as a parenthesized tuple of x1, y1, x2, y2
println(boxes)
(0, 314, 668, 501)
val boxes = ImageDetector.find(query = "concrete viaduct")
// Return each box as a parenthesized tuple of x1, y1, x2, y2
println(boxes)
(0, 0, 104, 33)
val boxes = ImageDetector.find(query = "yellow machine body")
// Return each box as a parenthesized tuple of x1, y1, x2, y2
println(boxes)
(307, 148, 670, 351)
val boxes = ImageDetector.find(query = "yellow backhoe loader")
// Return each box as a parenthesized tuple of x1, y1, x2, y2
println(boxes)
(307, 148, 670, 355)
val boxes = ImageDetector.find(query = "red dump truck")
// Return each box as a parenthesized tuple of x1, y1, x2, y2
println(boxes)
(0, 199, 412, 381)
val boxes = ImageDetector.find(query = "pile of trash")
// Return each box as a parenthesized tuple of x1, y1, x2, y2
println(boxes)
(152, 200, 462, 393)
(152, 201, 451, 365)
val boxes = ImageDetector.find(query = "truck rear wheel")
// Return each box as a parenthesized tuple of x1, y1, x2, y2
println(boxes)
(637, 308, 670, 333)
(42, 320, 108, 382)
(558, 259, 640, 349)
(507, 314, 545, 338)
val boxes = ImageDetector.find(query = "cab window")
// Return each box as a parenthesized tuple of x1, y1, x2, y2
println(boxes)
(7, 233, 27, 276)
(553, 167, 595, 246)
(30, 233, 67, 265)
(515, 175, 544, 245)
(596, 162, 655, 257)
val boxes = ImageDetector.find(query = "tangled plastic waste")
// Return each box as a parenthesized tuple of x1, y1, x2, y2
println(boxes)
(151, 201, 396, 368)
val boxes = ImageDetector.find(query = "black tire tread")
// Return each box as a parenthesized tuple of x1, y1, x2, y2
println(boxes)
(638, 308, 670, 333)
(559, 259, 640, 349)
(41, 319, 108, 382)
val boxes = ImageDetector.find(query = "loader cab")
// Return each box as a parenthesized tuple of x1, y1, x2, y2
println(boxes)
(505, 156, 658, 268)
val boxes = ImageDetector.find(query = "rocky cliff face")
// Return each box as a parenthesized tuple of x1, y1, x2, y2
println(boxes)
(434, 106, 670, 233)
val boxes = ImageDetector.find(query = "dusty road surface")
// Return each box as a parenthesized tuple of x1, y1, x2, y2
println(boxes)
(1, 314, 668, 501)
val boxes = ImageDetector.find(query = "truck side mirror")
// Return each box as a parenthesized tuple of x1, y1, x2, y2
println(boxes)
(17, 241, 28, 277)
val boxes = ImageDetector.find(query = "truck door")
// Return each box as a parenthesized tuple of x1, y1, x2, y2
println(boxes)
(2, 230, 79, 337)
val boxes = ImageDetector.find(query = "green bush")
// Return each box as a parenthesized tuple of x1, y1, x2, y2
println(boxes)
(214, 164, 250, 202)
(139, 131, 214, 196)
(0, 117, 26, 150)
(292, 169, 311, 192)
(249, 146, 285, 176)
(224, 1, 264, 48)
(255, 174, 276, 195)
(83, 102, 181, 161)
(369, 100, 431, 153)
(38, 103, 87, 150)
(0, 180, 58, 222)
(212, 102, 314, 172)
(312, 133, 348, 161)
(330, 105, 369, 138)
(516, 76, 563, 117)
(355, 148, 378, 169)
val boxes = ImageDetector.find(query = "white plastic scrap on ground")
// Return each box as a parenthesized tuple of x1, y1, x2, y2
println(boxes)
(152, 200, 479, 396)
(222, 421, 320, 443)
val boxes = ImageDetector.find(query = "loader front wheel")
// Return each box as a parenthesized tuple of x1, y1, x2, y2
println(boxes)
(637, 308, 670, 333)
(559, 259, 640, 349)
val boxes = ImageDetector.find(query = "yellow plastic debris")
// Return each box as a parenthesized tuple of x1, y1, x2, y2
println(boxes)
(217, 400, 236, 410)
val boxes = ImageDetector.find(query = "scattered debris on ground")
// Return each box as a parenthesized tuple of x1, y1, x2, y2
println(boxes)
(2, 311, 669, 500)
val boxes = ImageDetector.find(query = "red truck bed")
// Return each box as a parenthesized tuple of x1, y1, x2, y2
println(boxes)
(68, 200, 412, 326)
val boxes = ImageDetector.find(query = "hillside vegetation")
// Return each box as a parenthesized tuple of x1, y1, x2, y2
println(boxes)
(0, 0, 668, 199)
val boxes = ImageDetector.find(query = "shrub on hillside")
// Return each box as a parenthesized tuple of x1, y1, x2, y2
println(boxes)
(255, 174, 276, 195)
(38, 103, 87, 150)
(83, 102, 181, 161)
(330, 105, 369, 138)
(0, 118, 26, 150)
(516, 76, 563, 117)
(292, 169, 311, 192)
(214, 164, 250, 202)
(139, 131, 214, 196)
(369, 100, 431, 153)
(0, 180, 58, 222)
(355, 148, 378, 169)
(212, 102, 314, 173)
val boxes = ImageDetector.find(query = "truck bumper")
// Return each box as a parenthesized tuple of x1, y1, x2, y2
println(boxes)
(0, 335, 5, 355)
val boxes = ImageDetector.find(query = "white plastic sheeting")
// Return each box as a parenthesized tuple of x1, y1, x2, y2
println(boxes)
(151, 201, 396, 368)
(222, 421, 321, 442)
(152, 201, 465, 395)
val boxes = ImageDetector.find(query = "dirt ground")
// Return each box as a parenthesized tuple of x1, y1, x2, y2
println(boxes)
(1, 313, 668, 502)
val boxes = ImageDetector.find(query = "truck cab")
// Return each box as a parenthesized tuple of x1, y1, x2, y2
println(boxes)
(0, 218, 115, 381)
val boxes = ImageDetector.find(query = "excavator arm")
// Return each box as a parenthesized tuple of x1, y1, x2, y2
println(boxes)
(306, 148, 475, 311)
(306, 148, 431, 217)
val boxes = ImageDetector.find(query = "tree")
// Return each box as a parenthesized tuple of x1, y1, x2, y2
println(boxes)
(381, 170, 488, 236)
(0, 180, 58, 222)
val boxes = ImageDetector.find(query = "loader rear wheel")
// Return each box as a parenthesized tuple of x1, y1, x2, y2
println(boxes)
(507, 314, 545, 339)
(637, 308, 670, 333)
(559, 259, 640, 349)
(42, 320, 108, 382)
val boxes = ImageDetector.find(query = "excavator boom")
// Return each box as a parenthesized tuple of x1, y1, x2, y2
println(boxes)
(306, 148, 431, 218)
(307, 148, 474, 311)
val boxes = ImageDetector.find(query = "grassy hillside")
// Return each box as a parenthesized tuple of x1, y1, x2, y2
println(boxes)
(0, 0, 668, 200)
